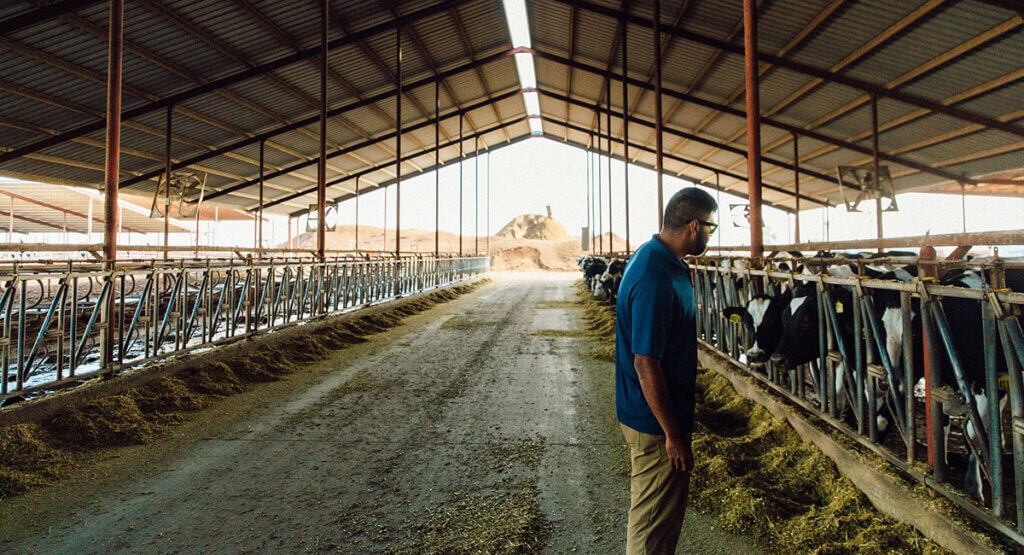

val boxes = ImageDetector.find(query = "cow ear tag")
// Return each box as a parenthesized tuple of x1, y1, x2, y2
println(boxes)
(729, 313, 742, 324)
(835, 301, 844, 313)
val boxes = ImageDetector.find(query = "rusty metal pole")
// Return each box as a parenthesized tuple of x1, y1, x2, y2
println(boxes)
(354, 175, 360, 250)
(474, 135, 479, 254)
(597, 108, 603, 254)
(743, 0, 764, 259)
(317, 0, 327, 260)
(434, 79, 440, 258)
(653, 0, 664, 230)
(871, 93, 883, 249)
(102, 0, 123, 372)
(606, 76, 612, 253)
(622, 13, 630, 255)
(459, 115, 463, 256)
(257, 139, 264, 256)
(395, 23, 402, 257)
(163, 104, 171, 261)
(793, 132, 800, 243)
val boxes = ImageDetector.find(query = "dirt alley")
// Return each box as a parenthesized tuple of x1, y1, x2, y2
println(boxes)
(2, 272, 761, 553)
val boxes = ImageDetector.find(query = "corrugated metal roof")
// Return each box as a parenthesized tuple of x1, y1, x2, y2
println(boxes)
(0, 0, 1020, 222)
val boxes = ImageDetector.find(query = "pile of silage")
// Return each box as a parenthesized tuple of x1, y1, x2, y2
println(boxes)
(0, 279, 487, 500)
(573, 281, 945, 554)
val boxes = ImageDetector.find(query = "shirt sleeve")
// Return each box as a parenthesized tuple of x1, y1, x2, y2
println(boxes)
(630, 277, 676, 359)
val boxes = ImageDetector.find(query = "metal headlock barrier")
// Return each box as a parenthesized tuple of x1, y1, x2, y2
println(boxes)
(685, 251, 1024, 544)
(0, 253, 489, 403)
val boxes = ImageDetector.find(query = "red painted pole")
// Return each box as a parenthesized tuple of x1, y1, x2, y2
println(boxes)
(317, 0, 328, 260)
(102, 0, 123, 371)
(743, 0, 764, 259)
(395, 23, 402, 257)
(622, 11, 630, 255)
(653, 0, 664, 230)
(793, 132, 800, 243)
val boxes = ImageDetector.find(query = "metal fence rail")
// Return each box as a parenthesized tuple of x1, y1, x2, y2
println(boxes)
(686, 255, 1024, 545)
(0, 254, 489, 403)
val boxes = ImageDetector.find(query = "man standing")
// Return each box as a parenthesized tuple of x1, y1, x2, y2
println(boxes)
(615, 187, 718, 554)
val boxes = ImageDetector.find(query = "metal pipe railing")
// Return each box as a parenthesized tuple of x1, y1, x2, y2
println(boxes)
(680, 253, 1024, 544)
(0, 255, 489, 403)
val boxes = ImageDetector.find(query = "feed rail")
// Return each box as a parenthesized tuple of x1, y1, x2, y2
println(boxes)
(0, 255, 489, 403)
(687, 254, 1024, 545)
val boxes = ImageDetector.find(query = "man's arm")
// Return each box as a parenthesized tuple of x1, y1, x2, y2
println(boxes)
(634, 354, 693, 472)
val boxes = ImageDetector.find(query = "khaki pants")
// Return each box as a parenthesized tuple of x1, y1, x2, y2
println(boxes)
(621, 423, 691, 555)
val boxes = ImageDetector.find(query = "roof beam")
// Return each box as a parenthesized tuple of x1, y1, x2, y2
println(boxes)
(119, 52, 511, 191)
(277, 119, 523, 215)
(539, 87, 853, 191)
(448, 7, 510, 144)
(0, 0, 473, 167)
(551, 0, 1024, 139)
(209, 87, 521, 204)
(0, 0, 103, 36)
(533, 48, 985, 187)
(540, 119, 808, 212)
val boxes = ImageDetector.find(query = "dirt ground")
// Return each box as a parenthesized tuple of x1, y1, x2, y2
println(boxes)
(0, 272, 759, 553)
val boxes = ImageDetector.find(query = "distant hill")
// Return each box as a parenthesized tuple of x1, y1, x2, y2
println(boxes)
(495, 214, 572, 241)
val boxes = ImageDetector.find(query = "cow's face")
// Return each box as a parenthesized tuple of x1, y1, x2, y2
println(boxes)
(723, 291, 790, 363)
(771, 288, 819, 369)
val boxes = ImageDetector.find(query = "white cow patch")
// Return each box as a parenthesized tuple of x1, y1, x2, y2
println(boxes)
(881, 306, 904, 368)
(745, 297, 772, 357)
(827, 264, 856, 278)
(789, 295, 809, 315)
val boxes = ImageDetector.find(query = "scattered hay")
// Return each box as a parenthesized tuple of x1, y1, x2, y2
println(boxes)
(441, 316, 479, 330)
(572, 279, 944, 553)
(533, 329, 591, 338)
(0, 424, 74, 498)
(534, 300, 579, 310)
(0, 279, 487, 501)
(484, 438, 544, 471)
(400, 481, 550, 554)
(44, 394, 156, 449)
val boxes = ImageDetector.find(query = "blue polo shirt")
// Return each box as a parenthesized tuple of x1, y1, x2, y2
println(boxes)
(615, 235, 698, 436)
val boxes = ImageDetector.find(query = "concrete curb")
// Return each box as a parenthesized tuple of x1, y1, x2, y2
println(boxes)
(0, 277, 487, 428)
(698, 346, 1003, 555)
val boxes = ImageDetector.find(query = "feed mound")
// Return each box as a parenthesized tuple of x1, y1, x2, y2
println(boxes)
(572, 281, 944, 553)
(0, 279, 488, 500)
(495, 214, 572, 241)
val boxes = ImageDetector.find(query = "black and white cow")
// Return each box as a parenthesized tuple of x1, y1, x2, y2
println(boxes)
(722, 288, 793, 363)
(597, 258, 627, 301)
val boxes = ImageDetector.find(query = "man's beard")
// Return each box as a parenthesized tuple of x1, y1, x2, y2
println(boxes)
(694, 233, 708, 255)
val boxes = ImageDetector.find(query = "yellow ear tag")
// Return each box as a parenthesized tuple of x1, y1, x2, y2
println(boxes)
(835, 302, 844, 314)
(729, 314, 742, 324)
(999, 374, 1010, 391)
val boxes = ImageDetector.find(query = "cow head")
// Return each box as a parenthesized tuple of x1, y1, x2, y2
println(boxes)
(770, 284, 821, 370)
(722, 289, 792, 363)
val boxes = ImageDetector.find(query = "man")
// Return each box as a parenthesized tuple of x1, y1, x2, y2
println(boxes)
(615, 187, 718, 554)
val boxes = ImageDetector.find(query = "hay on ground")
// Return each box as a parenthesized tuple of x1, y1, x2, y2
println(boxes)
(0, 424, 75, 498)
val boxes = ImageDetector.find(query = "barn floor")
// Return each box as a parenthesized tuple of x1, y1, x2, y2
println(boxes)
(0, 272, 760, 553)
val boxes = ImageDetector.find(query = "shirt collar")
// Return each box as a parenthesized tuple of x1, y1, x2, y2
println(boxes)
(650, 234, 687, 270)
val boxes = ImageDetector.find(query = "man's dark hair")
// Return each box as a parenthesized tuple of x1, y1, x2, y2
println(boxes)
(663, 187, 718, 231)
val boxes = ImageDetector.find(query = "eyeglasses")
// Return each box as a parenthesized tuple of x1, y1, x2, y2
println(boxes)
(696, 220, 718, 234)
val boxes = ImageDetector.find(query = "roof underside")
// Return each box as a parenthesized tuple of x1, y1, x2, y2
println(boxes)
(0, 0, 1021, 218)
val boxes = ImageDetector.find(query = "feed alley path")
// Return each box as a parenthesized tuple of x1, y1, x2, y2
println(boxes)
(2, 272, 760, 553)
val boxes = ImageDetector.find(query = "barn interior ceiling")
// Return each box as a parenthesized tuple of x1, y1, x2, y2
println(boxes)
(0, 0, 1021, 219)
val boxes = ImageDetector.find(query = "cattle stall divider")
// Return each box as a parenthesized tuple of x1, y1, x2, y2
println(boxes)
(0, 253, 489, 404)
(684, 252, 1024, 546)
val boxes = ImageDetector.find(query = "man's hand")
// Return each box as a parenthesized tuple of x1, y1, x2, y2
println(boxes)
(665, 434, 693, 472)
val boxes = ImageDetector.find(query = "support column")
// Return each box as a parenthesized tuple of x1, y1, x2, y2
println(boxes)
(163, 104, 171, 260)
(459, 115, 463, 256)
(793, 132, 800, 243)
(743, 0, 764, 259)
(395, 23, 402, 257)
(258, 139, 265, 256)
(653, 0, 664, 229)
(606, 76, 612, 253)
(102, 0, 123, 371)
(486, 150, 491, 256)
(317, 0, 328, 260)
(585, 133, 591, 252)
(474, 135, 479, 254)
(434, 79, 440, 258)
(597, 109, 603, 254)
(622, 13, 630, 255)
(871, 93, 883, 247)
(355, 176, 360, 250)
